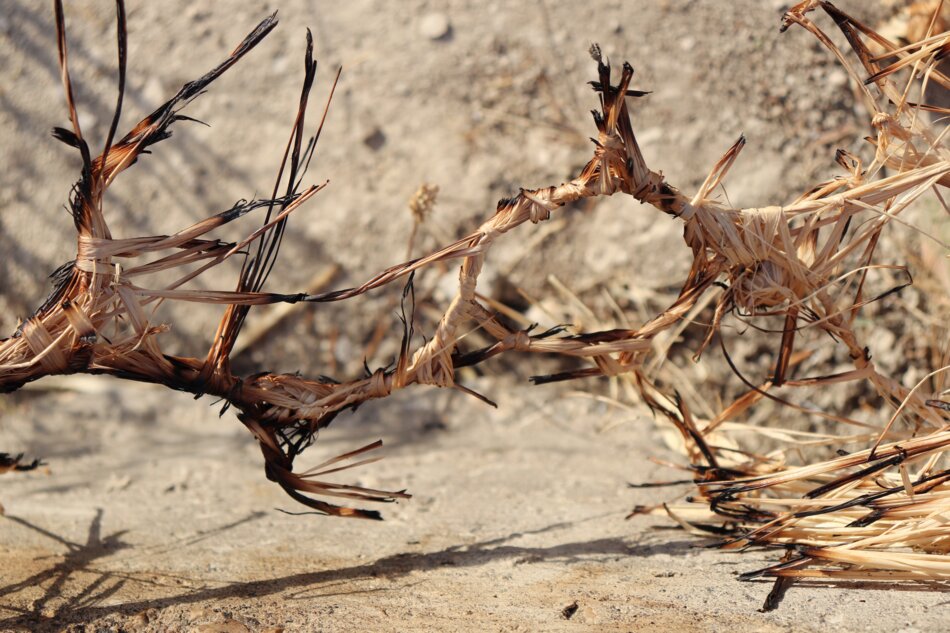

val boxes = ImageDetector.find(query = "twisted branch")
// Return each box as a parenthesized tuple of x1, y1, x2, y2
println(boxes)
(1, 1, 949, 587)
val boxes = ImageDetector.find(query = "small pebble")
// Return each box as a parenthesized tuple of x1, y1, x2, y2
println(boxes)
(363, 127, 386, 151)
(419, 13, 452, 41)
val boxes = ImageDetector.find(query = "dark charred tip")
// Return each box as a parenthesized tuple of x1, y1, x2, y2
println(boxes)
(626, 505, 650, 518)
(0, 452, 43, 472)
(359, 509, 384, 521)
(496, 195, 518, 210)
(834, 148, 853, 169)
(590, 80, 650, 97)
(173, 114, 210, 127)
(847, 509, 884, 528)
(628, 479, 696, 489)
(779, 11, 796, 33)
(536, 324, 567, 339)
(401, 270, 416, 298)
(738, 568, 766, 582)
(220, 197, 253, 218)
(530, 367, 602, 385)
(52, 126, 82, 147)
(255, 11, 280, 38)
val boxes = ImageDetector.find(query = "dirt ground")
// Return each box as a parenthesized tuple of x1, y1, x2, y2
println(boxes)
(1, 1, 948, 631)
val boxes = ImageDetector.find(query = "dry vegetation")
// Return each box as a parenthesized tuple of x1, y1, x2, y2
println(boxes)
(1, 0, 949, 603)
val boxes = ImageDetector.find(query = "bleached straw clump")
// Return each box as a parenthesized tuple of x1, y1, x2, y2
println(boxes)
(645, 0, 950, 590)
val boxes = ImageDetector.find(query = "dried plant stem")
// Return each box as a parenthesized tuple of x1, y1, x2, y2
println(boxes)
(1, 1, 949, 588)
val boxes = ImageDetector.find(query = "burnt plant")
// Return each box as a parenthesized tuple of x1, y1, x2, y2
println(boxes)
(1, 0, 948, 585)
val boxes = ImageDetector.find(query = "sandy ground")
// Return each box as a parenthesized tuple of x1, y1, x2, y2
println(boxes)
(2, 382, 947, 632)
(1, 0, 948, 631)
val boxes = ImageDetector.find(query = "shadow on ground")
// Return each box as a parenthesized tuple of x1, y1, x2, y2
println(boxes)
(0, 510, 691, 630)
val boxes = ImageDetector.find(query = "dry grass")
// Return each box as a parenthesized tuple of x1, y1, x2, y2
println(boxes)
(0, 0, 948, 592)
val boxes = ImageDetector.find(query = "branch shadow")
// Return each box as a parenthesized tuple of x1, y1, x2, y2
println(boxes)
(0, 509, 129, 622)
(0, 512, 692, 631)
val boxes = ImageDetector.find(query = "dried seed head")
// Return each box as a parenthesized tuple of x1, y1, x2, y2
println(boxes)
(408, 183, 439, 224)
